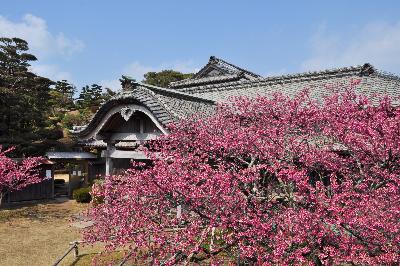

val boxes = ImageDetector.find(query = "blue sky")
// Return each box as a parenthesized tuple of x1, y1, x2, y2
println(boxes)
(1, 1, 400, 92)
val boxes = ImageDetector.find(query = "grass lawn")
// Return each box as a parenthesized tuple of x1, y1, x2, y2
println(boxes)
(0, 198, 126, 266)
(0, 198, 234, 265)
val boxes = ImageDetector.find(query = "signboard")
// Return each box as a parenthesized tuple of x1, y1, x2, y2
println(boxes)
(45, 169, 52, 178)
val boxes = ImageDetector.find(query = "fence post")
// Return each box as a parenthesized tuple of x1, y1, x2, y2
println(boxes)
(52, 241, 81, 266)
(73, 242, 79, 258)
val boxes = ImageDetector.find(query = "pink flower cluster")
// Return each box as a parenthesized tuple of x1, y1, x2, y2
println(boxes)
(85, 88, 400, 265)
(0, 146, 44, 204)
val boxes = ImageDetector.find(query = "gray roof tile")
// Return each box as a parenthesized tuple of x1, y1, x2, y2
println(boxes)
(72, 81, 216, 138)
(74, 60, 400, 146)
(176, 63, 400, 105)
(169, 56, 261, 89)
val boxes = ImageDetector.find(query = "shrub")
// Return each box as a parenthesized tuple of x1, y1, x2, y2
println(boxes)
(73, 187, 92, 203)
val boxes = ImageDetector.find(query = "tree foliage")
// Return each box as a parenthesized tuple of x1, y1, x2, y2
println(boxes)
(49, 80, 76, 112)
(85, 86, 400, 265)
(72, 84, 116, 127)
(77, 84, 103, 110)
(143, 70, 193, 88)
(61, 109, 93, 129)
(0, 146, 44, 205)
(0, 37, 54, 155)
(0, 37, 118, 154)
(77, 84, 116, 109)
(102, 87, 116, 102)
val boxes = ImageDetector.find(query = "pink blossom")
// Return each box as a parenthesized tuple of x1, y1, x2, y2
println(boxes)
(0, 146, 44, 205)
(85, 88, 400, 265)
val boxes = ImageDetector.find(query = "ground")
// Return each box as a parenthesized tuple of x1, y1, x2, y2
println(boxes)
(0, 197, 228, 265)
(0, 198, 126, 266)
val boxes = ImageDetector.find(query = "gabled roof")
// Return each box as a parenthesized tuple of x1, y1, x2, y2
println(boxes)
(72, 80, 215, 138)
(74, 58, 400, 148)
(174, 63, 400, 106)
(169, 56, 261, 89)
(193, 56, 261, 79)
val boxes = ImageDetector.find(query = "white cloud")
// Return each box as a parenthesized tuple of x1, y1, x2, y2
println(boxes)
(0, 14, 84, 59)
(99, 79, 121, 91)
(302, 21, 400, 73)
(100, 60, 199, 91)
(123, 61, 156, 81)
(29, 63, 72, 82)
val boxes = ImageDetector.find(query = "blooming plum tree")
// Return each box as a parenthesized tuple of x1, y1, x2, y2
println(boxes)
(85, 87, 400, 265)
(0, 147, 44, 205)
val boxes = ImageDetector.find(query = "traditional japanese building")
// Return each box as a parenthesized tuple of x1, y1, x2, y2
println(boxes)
(70, 56, 400, 178)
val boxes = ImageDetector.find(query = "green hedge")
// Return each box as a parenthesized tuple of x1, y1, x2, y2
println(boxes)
(73, 187, 92, 203)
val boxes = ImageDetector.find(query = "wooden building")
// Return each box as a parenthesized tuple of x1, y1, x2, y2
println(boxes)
(3, 159, 55, 203)
(71, 56, 400, 176)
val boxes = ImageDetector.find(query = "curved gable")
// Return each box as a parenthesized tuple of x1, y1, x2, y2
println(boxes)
(72, 88, 174, 139)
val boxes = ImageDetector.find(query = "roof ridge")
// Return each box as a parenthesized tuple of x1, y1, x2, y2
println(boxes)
(261, 63, 370, 81)
(375, 69, 400, 82)
(181, 63, 380, 95)
(169, 73, 246, 88)
(192, 56, 261, 79)
(210, 56, 261, 78)
(133, 81, 216, 104)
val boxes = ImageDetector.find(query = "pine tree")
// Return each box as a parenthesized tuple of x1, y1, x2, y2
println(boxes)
(143, 70, 193, 87)
(0, 37, 54, 156)
(53, 80, 76, 109)
(77, 84, 104, 110)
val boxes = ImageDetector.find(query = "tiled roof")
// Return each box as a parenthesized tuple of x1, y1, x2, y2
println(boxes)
(177, 63, 400, 106)
(182, 64, 368, 95)
(72, 81, 215, 138)
(168, 73, 251, 89)
(169, 56, 261, 89)
(194, 56, 261, 79)
(74, 58, 400, 148)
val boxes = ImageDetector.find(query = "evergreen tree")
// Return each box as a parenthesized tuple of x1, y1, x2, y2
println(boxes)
(101, 87, 116, 102)
(54, 80, 76, 108)
(143, 70, 193, 87)
(0, 37, 54, 156)
(77, 84, 103, 110)
(49, 80, 76, 116)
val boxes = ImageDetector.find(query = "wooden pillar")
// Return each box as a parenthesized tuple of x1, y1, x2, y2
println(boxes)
(105, 142, 115, 176)
(83, 160, 89, 185)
